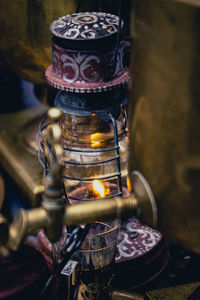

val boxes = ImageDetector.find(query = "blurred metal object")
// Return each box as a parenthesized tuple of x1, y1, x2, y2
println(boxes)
(146, 281, 200, 300)
(0, 106, 47, 206)
(0, 0, 75, 84)
(0, 214, 8, 244)
(42, 108, 65, 242)
(129, 0, 200, 252)
(175, 0, 200, 6)
(131, 170, 157, 228)
(113, 290, 144, 300)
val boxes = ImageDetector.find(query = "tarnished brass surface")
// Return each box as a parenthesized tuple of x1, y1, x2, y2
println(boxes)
(113, 290, 144, 300)
(21, 116, 42, 155)
(129, 0, 200, 252)
(64, 195, 138, 225)
(146, 281, 200, 300)
(42, 109, 66, 242)
(174, 0, 200, 7)
(0, 0, 75, 84)
(0, 107, 47, 206)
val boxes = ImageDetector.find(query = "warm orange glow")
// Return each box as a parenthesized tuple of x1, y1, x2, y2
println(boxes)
(90, 132, 103, 148)
(127, 176, 132, 192)
(92, 180, 106, 197)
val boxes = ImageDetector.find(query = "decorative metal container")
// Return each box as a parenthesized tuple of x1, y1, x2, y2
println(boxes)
(46, 12, 129, 93)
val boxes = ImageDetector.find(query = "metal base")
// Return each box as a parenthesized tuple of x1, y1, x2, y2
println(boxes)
(0, 106, 47, 206)
(113, 290, 144, 300)
(131, 170, 158, 228)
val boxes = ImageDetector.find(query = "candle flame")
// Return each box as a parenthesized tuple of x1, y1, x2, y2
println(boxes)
(90, 132, 103, 148)
(127, 176, 131, 192)
(92, 180, 106, 197)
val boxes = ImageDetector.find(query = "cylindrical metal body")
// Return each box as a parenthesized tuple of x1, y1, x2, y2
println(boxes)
(129, 0, 200, 252)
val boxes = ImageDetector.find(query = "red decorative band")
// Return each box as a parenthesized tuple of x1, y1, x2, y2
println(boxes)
(45, 66, 129, 93)
(51, 40, 128, 84)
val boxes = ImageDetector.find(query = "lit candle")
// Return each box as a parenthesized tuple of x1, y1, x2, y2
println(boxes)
(92, 180, 106, 198)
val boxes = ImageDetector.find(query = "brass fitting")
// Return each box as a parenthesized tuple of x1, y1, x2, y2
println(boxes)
(41, 108, 65, 243)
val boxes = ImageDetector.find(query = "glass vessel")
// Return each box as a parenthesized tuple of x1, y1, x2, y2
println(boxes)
(75, 220, 120, 300)
(56, 89, 129, 201)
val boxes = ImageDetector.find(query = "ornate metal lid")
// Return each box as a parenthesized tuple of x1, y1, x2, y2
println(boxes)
(50, 12, 122, 41)
(46, 11, 129, 92)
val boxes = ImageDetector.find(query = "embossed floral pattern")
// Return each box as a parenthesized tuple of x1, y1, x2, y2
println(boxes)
(52, 41, 126, 83)
(116, 217, 162, 262)
(50, 12, 121, 40)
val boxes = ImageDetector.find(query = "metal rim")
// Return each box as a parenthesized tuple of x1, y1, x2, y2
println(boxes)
(131, 170, 158, 228)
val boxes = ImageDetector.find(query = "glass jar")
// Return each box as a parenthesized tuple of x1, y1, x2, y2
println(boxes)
(58, 94, 129, 201)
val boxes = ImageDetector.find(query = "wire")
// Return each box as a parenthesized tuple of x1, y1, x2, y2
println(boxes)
(39, 224, 89, 299)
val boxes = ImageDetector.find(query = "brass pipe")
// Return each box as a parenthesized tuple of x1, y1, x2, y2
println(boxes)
(63, 196, 138, 225)
(6, 208, 48, 252)
(1, 196, 138, 254)
(27, 207, 48, 233)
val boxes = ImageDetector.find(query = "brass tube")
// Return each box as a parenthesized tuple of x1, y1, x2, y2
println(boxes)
(64, 196, 138, 225)
(6, 208, 48, 251)
(2, 196, 138, 253)
(27, 207, 48, 234)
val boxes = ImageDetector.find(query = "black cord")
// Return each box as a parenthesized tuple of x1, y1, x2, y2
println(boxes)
(39, 224, 89, 299)
(120, 225, 139, 240)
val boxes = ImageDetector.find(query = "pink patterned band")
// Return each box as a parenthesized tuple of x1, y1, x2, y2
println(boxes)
(51, 40, 127, 84)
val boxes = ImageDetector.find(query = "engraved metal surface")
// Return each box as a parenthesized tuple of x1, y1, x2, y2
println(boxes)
(0, 107, 47, 206)
(50, 12, 121, 40)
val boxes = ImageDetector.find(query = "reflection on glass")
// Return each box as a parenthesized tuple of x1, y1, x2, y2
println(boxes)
(60, 105, 128, 198)
(76, 220, 120, 300)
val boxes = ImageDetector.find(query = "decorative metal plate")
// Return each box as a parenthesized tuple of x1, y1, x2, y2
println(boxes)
(45, 65, 129, 93)
(50, 12, 122, 40)
(116, 217, 162, 263)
